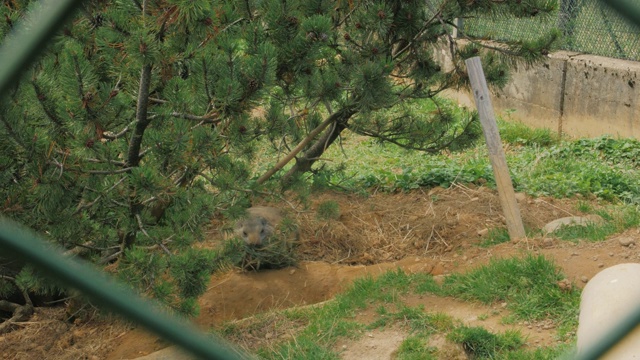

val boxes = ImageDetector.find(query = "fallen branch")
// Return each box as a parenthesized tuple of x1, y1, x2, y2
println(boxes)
(0, 276, 34, 334)
(256, 111, 340, 184)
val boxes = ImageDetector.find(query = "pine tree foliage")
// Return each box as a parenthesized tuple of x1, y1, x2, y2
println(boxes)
(0, 0, 557, 313)
(253, 0, 559, 181)
(0, 0, 276, 314)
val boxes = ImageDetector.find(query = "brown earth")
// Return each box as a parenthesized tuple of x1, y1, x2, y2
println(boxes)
(1, 185, 639, 359)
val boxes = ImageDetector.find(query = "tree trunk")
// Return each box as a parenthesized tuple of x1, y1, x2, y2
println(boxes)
(124, 64, 153, 250)
(281, 106, 356, 184)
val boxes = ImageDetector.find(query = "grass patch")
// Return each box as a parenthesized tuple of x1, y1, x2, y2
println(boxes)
(224, 254, 578, 359)
(440, 255, 580, 333)
(317, 98, 640, 207)
(498, 118, 560, 147)
(395, 336, 437, 360)
(553, 206, 640, 242)
(316, 200, 341, 220)
(479, 227, 511, 247)
(448, 325, 524, 358)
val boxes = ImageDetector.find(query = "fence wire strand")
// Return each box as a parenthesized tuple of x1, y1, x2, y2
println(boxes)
(464, 0, 640, 61)
(2, 0, 640, 359)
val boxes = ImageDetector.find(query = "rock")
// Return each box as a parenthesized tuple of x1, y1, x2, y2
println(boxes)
(477, 228, 489, 236)
(542, 238, 554, 248)
(618, 237, 636, 247)
(542, 215, 605, 234)
(557, 279, 572, 291)
(514, 192, 527, 203)
(580, 276, 589, 283)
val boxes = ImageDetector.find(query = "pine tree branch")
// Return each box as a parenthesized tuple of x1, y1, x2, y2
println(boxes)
(126, 64, 152, 168)
(135, 214, 172, 256)
(53, 149, 128, 167)
(74, 176, 127, 214)
(425, 1, 460, 72)
(0, 114, 27, 151)
(98, 250, 122, 265)
(0, 275, 32, 308)
(170, 111, 221, 123)
(256, 109, 348, 184)
(202, 58, 213, 106)
(102, 125, 131, 140)
(71, 55, 97, 120)
(83, 157, 127, 166)
(84, 167, 134, 175)
(31, 81, 65, 131)
(277, 106, 357, 184)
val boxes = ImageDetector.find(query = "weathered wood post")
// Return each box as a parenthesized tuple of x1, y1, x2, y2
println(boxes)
(465, 56, 526, 240)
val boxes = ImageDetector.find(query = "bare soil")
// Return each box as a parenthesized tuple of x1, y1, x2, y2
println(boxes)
(2, 185, 639, 359)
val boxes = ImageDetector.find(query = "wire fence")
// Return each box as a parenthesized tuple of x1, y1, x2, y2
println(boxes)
(464, 0, 640, 61)
(1, 0, 640, 359)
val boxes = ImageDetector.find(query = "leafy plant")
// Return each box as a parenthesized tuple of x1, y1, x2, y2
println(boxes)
(479, 228, 511, 247)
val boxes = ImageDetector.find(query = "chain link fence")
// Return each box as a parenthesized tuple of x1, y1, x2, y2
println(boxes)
(463, 0, 640, 61)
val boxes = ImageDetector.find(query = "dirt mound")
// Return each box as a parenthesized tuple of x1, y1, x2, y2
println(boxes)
(1, 186, 638, 360)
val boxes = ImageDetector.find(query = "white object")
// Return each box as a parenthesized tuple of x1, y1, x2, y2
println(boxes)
(577, 263, 640, 359)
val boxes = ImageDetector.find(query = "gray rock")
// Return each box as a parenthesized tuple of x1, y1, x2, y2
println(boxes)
(618, 237, 636, 247)
(542, 215, 604, 234)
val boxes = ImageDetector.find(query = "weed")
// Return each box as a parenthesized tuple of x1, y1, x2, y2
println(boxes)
(448, 325, 523, 358)
(577, 200, 592, 213)
(498, 119, 560, 147)
(479, 227, 510, 247)
(395, 336, 437, 360)
(316, 200, 341, 220)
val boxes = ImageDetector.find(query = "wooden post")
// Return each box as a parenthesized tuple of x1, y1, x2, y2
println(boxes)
(452, 18, 464, 38)
(465, 57, 526, 240)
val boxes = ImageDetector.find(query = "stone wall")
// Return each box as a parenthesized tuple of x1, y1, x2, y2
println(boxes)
(436, 44, 640, 139)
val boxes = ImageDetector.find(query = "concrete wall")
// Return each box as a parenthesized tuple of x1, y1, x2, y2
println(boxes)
(436, 44, 640, 139)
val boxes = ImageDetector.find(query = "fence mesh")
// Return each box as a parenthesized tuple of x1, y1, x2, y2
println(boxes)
(464, 0, 640, 61)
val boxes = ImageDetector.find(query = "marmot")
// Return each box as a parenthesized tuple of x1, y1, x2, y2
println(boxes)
(234, 206, 284, 246)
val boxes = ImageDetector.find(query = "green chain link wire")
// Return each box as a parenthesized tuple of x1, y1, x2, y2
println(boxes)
(0, 218, 248, 360)
(0, 0, 82, 95)
(2, 0, 640, 359)
(0, 1, 247, 358)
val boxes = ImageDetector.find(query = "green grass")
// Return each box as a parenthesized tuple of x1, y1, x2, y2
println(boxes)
(498, 117, 560, 147)
(318, 97, 640, 210)
(552, 206, 640, 241)
(479, 227, 511, 247)
(222, 255, 577, 359)
(438, 255, 580, 336)
(448, 325, 524, 359)
(395, 336, 437, 360)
